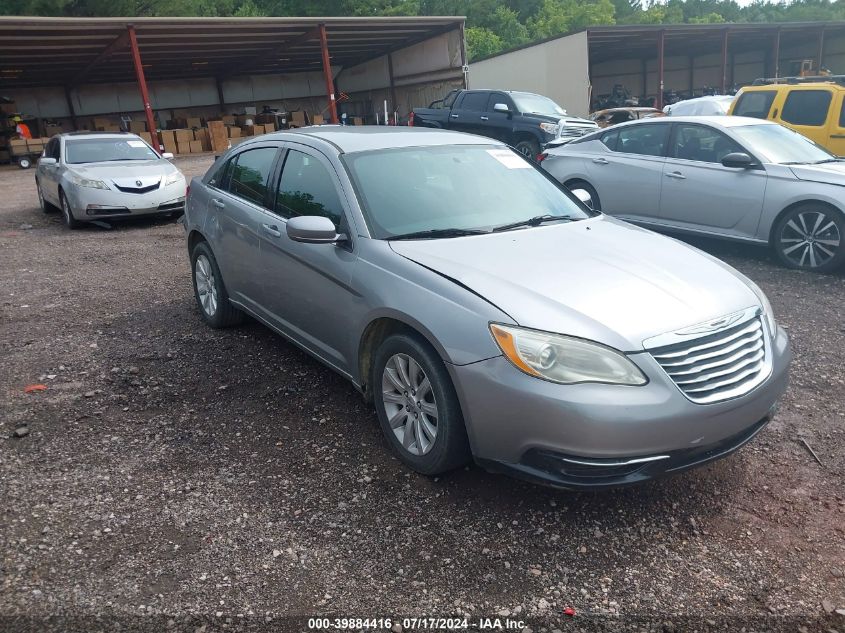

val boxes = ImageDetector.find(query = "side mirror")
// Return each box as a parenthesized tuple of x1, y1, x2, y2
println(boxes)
(493, 103, 510, 113)
(721, 152, 754, 169)
(39, 157, 57, 166)
(162, 152, 174, 160)
(286, 215, 346, 244)
(571, 188, 594, 209)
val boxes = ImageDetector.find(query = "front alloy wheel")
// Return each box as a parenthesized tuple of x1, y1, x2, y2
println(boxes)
(381, 353, 439, 456)
(775, 206, 844, 272)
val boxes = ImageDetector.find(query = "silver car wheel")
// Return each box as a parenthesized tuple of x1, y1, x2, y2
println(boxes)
(37, 184, 44, 209)
(195, 254, 218, 317)
(61, 195, 71, 223)
(381, 353, 438, 456)
(780, 210, 842, 269)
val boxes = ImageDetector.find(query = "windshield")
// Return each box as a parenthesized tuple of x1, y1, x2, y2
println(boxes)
(511, 93, 566, 117)
(731, 124, 835, 164)
(65, 138, 159, 164)
(343, 145, 593, 239)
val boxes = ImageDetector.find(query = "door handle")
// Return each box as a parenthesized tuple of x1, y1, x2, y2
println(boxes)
(261, 223, 282, 238)
(666, 171, 686, 180)
(592, 157, 609, 165)
(480, 116, 489, 121)
(450, 114, 459, 119)
(211, 198, 225, 209)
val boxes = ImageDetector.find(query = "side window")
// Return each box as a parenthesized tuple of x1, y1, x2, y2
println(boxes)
(275, 150, 344, 228)
(228, 147, 277, 207)
(616, 124, 669, 157)
(459, 91, 488, 112)
(486, 92, 512, 112)
(781, 90, 833, 127)
(53, 140, 61, 161)
(733, 91, 776, 119)
(601, 129, 619, 151)
(670, 124, 744, 163)
(839, 97, 845, 127)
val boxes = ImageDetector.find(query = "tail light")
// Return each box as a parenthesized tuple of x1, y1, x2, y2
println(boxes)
(536, 152, 548, 163)
(408, 111, 414, 127)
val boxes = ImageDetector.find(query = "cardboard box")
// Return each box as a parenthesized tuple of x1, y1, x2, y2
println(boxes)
(352, 117, 364, 126)
(167, 118, 188, 130)
(227, 126, 241, 138)
(93, 117, 114, 129)
(194, 128, 212, 151)
(174, 129, 194, 145)
(160, 130, 176, 147)
(138, 132, 154, 145)
(128, 120, 147, 133)
(262, 121, 276, 132)
(207, 121, 229, 153)
(189, 140, 202, 153)
(186, 117, 202, 129)
(289, 111, 309, 127)
(27, 140, 44, 152)
(44, 124, 64, 136)
(312, 114, 325, 125)
(241, 124, 264, 136)
(177, 142, 192, 155)
(10, 138, 28, 149)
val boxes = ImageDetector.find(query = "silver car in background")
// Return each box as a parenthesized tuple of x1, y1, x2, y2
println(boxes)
(35, 132, 186, 229)
(184, 127, 790, 489)
(541, 116, 845, 272)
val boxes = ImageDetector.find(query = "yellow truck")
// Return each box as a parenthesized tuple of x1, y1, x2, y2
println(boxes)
(729, 76, 845, 156)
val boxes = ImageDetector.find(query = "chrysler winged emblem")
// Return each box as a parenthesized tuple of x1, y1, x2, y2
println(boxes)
(676, 311, 745, 336)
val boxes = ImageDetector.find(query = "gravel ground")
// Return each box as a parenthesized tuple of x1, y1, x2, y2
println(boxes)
(1, 155, 844, 633)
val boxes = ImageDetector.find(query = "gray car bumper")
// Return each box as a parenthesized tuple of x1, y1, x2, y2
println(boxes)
(65, 184, 185, 221)
(450, 326, 790, 488)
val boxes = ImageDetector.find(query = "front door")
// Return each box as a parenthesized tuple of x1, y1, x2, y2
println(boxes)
(829, 92, 845, 157)
(481, 92, 516, 144)
(257, 144, 359, 376)
(659, 123, 767, 237)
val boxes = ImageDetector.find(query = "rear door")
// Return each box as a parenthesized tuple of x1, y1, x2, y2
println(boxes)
(659, 123, 767, 237)
(207, 144, 282, 311)
(829, 91, 845, 157)
(774, 88, 835, 150)
(448, 91, 489, 137)
(585, 122, 670, 219)
(257, 144, 360, 375)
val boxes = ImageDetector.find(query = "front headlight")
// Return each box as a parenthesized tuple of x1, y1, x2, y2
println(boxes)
(539, 122, 560, 135)
(489, 323, 648, 386)
(747, 280, 777, 336)
(165, 171, 183, 186)
(70, 174, 109, 190)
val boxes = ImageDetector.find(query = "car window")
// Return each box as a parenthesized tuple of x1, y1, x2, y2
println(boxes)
(840, 98, 845, 127)
(733, 91, 776, 119)
(600, 130, 619, 151)
(459, 92, 489, 112)
(486, 92, 512, 112)
(228, 147, 277, 207)
(615, 124, 669, 157)
(781, 90, 833, 127)
(670, 124, 745, 163)
(275, 149, 344, 228)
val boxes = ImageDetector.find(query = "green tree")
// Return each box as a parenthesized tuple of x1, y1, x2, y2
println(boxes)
(465, 25, 503, 59)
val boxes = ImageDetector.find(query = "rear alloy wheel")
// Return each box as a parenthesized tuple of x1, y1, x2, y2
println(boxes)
(372, 333, 470, 475)
(190, 241, 244, 328)
(774, 205, 845, 273)
(59, 190, 81, 229)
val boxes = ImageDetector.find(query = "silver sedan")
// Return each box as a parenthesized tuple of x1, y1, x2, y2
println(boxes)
(183, 127, 790, 489)
(35, 132, 186, 229)
(541, 116, 845, 272)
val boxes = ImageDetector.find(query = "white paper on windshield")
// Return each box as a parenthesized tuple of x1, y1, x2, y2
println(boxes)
(486, 148, 531, 169)
(127, 140, 147, 148)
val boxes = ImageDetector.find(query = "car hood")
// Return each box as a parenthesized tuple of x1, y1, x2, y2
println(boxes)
(389, 216, 760, 351)
(68, 160, 179, 188)
(788, 161, 845, 186)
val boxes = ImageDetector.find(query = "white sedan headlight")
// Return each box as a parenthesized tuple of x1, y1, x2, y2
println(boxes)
(70, 174, 109, 190)
(490, 323, 648, 386)
(164, 171, 184, 186)
(747, 279, 777, 336)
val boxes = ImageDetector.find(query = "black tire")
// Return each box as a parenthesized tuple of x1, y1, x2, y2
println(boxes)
(59, 189, 81, 229)
(772, 203, 845, 273)
(36, 180, 57, 213)
(190, 240, 244, 328)
(371, 332, 470, 475)
(18, 157, 32, 169)
(513, 138, 541, 161)
(566, 180, 601, 212)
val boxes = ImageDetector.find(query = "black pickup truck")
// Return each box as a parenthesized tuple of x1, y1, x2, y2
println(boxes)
(410, 89, 598, 158)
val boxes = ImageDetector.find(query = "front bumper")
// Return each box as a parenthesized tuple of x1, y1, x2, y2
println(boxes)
(449, 326, 790, 489)
(65, 183, 185, 220)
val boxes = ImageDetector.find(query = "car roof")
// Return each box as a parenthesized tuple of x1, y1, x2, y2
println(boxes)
(609, 115, 776, 129)
(253, 126, 500, 154)
(742, 81, 845, 91)
(60, 131, 139, 140)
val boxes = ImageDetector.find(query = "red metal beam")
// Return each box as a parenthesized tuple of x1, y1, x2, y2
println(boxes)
(656, 30, 665, 110)
(720, 28, 729, 94)
(127, 24, 159, 154)
(318, 23, 338, 124)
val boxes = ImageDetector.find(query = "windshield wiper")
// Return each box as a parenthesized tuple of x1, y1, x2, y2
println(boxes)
(386, 228, 489, 241)
(492, 214, 574, 232)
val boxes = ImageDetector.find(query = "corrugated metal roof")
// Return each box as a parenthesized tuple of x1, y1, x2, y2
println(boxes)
(0, 16, 465, 89)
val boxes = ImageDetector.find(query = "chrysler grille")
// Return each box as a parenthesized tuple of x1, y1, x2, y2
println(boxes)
(649, 316, 769, 404)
